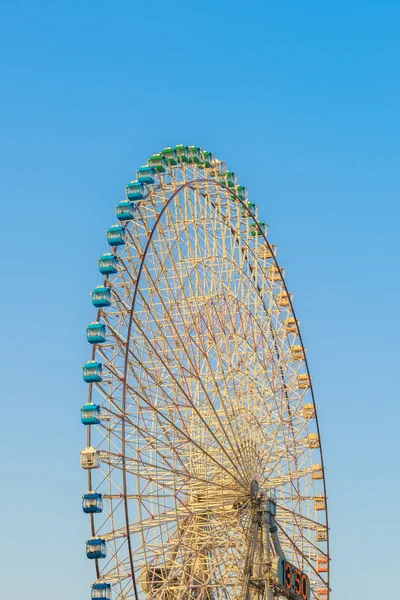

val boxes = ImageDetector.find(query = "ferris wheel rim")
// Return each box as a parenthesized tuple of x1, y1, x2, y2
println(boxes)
(84, 159, 331, 600)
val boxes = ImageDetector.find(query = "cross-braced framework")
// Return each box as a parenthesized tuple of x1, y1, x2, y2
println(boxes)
(81, 147, 330, 600)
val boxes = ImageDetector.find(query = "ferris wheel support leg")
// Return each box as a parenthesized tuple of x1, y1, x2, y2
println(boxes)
(261, 495, 283, 600)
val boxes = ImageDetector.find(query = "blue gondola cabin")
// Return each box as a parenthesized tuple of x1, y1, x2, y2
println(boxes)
(106, 225, 125, 246)
(86, 322, 106, 344)
(86, 538, 107, 560)
(91, 286, 111, 307)
(125, 181, 145, 200)
(82, 361, 103, 383)
(98, 254, 118, 275)
(137, 165, 156, 184)
(82, 492, 103, 514)
(81, 403, 101, 425)
(91, 583, 112, 600)
(116, 201, 136, 221)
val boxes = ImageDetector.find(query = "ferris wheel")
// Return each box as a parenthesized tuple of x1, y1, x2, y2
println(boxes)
(80, 145, 330, 600)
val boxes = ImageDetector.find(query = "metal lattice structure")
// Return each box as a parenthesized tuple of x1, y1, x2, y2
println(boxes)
(80, 146, 330, 600)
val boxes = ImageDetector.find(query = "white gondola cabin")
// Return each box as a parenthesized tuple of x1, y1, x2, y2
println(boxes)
(80, 446, 101, 470)
(284, 318, 297, 333)
(303, 403, 315, 420)
(314, 496, 326, 511)
(298, 373, 311, 389)
(311, 464, 323, 480)
(291, 345, 305, 361)
(277, 292, 290, 307)
(306, 433, 320, 448)
(316, 527, 328, 542)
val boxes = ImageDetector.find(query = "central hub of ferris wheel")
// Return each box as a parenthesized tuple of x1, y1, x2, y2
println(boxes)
(79, 144, 330, 600)
(250, 479, 259, 501)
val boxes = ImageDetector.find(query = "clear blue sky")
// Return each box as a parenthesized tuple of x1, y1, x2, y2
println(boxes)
(1, 1, 399, 598)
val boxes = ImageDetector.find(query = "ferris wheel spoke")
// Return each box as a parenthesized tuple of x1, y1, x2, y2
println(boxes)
(133, 219, 252, 479)
(109, 280, 247, 485)
(95, 313, 247, 487)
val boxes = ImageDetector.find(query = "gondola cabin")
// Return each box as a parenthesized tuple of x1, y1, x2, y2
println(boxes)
(175, 144, 189, 163)
(116, 201, 136, 221)
(314, 496, 326, 511)
(284, 318, 297, 333)
(82, 361, 103, 383)
(161, 147, 178, 165)
(187, 146, 202, 164)
(291, 345, 305, 361)
(207, 158, 225, 177)
(86, 538, 107, 559)
(203, 151, 214, 167)
(81, 403, 101, 425)
(82, 492, 103, 514)
(259, 243, 276, 259)
(269, 265, 282, 281)
(316, 527, 328, 542)
(303, 403, 315, 420)
(220, 171, 237, 187)
(234, 186, 247, 201)
(148, 153, 167, 172)
(137, 165, 156, 184)
(317, 557, 328, 572)
(277, 292, 290, 307)
(92, 583, 112, 600)
(80, 446, 101, 469)
(251, 221, 268, 236)
(311, 464, 323, 480)
(298, 373, 310, 389)
(86, 322, 106, 344)
(126, 181, 145, 200)
(316, 589, 328, 600)
(91, 286, 111, 307)
(307, 433, 320, 448)
(106, 225, 125, 246)
(241, 201, 255, 217)
(98, 254, 118, 275)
